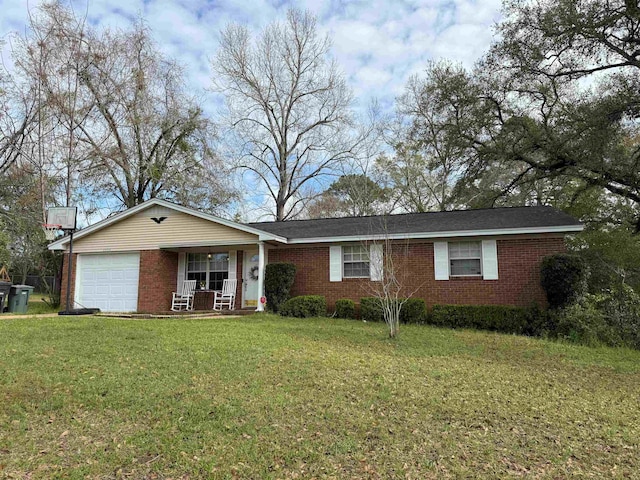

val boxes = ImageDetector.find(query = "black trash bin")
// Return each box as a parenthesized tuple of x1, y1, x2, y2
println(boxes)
(0, 281, 11, 312)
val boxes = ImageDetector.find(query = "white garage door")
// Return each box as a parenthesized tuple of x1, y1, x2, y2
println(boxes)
(76, 253, 140, 312)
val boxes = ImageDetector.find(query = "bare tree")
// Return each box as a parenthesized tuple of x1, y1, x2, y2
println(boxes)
(363, 219, 422, 338)
(214, 9, 363, 220)
(10, 2, 234, 215)
(74, 22, 228, 210)
(0, 58, 37, 179)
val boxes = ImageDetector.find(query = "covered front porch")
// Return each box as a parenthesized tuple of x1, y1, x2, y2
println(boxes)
(159, 241, 269, 312)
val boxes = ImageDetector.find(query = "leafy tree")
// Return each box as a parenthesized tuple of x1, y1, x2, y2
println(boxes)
(385, 64, 469, 212)
(569, 228, 640, 293)
(306, 174, 389, 218)
(214, 9, 367, 220)
(401, 1, 640, 229)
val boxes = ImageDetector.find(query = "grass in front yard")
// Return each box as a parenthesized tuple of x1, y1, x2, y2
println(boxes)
(26, 297, 59, 315)
(0, 315, 638, 478)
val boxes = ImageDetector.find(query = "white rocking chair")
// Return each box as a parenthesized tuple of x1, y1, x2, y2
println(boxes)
(171, 280, 197, 311)
(213, 279, 237, 311)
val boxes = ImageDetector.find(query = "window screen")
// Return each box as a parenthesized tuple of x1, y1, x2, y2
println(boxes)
(449, 241, 482, 276)
(186, 253, 229, 290)
(343, 245, 370, 278)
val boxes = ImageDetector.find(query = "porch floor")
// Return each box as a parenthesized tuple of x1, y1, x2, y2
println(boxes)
(95, 309, 257, 319)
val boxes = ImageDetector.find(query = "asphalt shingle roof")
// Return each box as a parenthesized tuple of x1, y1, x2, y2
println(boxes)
(247, 206, 582, 240)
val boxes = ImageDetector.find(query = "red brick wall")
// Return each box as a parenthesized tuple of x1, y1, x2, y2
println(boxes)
(60, 237, 565, 313)
(137, 250, 178, 312)
(60, 253, 77, 310)
(267, 236, 566, 310)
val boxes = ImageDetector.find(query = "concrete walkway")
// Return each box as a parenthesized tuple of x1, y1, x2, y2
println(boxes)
(0, 313, 60, 320)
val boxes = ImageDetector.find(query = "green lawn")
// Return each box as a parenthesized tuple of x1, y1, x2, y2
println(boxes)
(0, 315, 638, 479)
(26, 298, 59, 315)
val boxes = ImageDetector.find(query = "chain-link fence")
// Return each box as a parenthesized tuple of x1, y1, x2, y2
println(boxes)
(10, 275, 56, 294)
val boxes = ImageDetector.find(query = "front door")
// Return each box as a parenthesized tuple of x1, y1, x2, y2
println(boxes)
(243, 250, 259, 308)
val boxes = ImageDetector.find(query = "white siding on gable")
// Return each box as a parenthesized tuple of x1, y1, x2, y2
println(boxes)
(434, 242, 449, 280)
(71, 209, 258, 253)
(329, 246, 342, 282)
(145, 205, 173, 218)
(482, 239, 499, 280)
(369, 244, 383, 281)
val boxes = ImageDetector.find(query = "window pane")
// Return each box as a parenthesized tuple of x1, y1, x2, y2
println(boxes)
(187, 253, 207, 273)
(449, 241, 481, 259)
(450, 259, 482, 276)
(209, 253, 229, 272)
(468, 242, 481, 257)
(208, 271, 229, 291)
(344, 261, 369, 278)
(187, 271, 207, 284)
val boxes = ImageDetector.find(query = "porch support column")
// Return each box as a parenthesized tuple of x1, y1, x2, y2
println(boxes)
(256, 241, 266, 312)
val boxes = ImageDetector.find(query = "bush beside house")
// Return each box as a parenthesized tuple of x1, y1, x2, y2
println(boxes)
(429, 305, 532, 335)
(334, 299, 356, 319)
(540, 253, 589, 309)
(358, 297, 426, 324)
(264, 263, 296, 313)
(279, 295, 326, 318)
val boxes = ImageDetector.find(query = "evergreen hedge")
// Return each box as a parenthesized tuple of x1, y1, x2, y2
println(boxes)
(359, 297, 427, 324)
(264, 262, 296, 313)
(334, 299, 356, 319)
(279, 295, 326, 318)
(540, 253, 589, 309)
(429, 304, 536, 335)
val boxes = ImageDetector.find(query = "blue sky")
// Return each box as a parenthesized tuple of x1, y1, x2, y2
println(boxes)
(0, 0, 503, 221)
(0, 0, 502, 115)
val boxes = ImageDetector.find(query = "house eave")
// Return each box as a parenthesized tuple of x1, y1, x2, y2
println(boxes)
(283, 224, 584, 244)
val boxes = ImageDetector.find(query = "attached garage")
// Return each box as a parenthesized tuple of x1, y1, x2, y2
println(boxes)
(75, 253, 140, 312)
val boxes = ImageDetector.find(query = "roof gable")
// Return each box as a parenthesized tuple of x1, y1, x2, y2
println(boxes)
(48, 199, 285, 250)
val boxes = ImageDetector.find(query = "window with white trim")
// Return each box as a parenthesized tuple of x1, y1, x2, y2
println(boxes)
(449, 241, 482, 277)
(343, 245, 370, 278)
(186, 253, 229, 290)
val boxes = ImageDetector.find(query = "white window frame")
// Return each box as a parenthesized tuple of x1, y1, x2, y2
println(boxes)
(448, 241, 483, 277)
(342, 245, 370, 279)
(186, 252, 229, 290)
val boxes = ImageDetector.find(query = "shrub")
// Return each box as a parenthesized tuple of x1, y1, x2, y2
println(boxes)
(521, 303, 552, 337)
(429, 304, 538, 335)
(360, 297, 427, 324)
(279, 295, 326, 318)
(551, 300, 616, 347)
(400, 298, 427, 324)
(602, 284, 640, 349)
(360, 297, 384, 322)
(334, 299, 356, 319)
(540, 254, 589, 309)
(264, 263, 296, 313)
(552, 285, 640, 349)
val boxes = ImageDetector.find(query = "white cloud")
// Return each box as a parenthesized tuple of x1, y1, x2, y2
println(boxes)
(0, 0, 502, 116)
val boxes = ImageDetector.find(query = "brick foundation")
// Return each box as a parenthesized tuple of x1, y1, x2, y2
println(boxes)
(267, 236, 566, 310)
